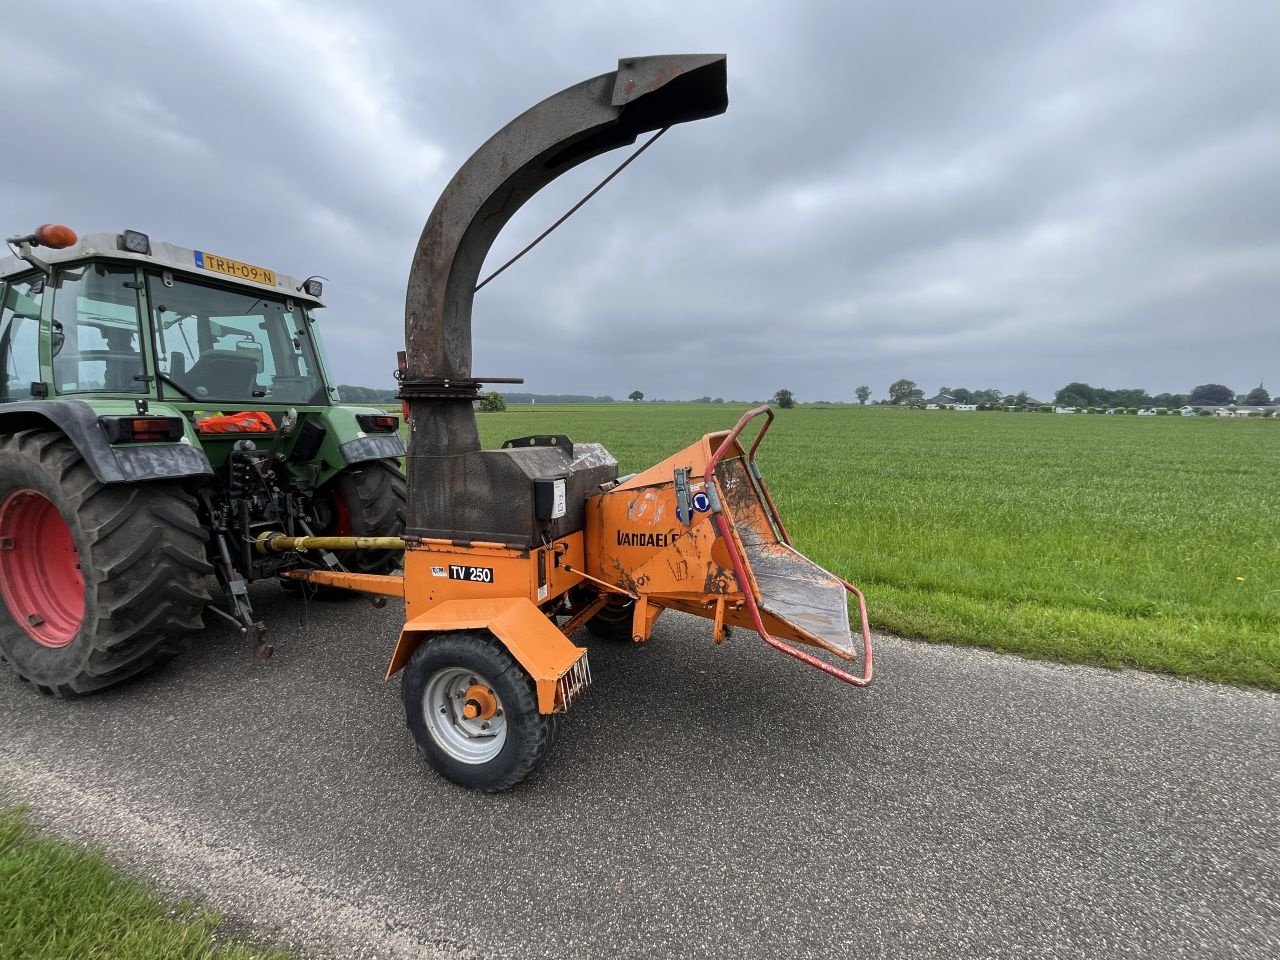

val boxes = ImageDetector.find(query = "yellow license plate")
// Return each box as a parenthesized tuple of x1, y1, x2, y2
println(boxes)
(194, 250, 276, 287)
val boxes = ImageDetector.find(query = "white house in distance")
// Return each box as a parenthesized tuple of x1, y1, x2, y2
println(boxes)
(922, 393, 989, 411)
(1177, 404, 1280, 418)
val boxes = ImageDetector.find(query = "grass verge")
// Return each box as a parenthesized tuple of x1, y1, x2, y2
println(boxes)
(0, 806, 289, 960)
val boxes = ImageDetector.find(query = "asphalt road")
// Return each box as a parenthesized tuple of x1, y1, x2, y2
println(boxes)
(2, 585, 1277, 959)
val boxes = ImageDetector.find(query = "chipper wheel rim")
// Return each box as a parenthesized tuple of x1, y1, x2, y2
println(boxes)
(0, 489, 84, 648)
(422, 667, 508, 765)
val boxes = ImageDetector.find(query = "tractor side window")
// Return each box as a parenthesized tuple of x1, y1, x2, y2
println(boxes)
(0, 276, 44, 402)
(52, 263, 146, 395)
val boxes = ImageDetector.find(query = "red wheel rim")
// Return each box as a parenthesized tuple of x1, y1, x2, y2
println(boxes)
(329, 490, 353, 537)
(0, 489, 85, 647)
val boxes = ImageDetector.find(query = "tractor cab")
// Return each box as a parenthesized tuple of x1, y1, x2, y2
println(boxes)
(0, 227, 336, 410)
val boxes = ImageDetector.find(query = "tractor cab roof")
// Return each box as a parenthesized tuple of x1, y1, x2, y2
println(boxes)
(0, 230, 324, 307)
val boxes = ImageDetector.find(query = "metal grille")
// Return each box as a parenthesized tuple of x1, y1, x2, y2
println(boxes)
(555, 652, 593, 712)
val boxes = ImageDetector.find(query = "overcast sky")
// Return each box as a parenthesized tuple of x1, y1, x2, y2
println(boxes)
(6, 1, 1277, 402)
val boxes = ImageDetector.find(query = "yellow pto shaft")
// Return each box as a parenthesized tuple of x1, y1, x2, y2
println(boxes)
(256, 533, 407, 554)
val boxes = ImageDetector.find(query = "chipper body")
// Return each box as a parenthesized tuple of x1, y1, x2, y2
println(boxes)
(284, 54, 874, 790)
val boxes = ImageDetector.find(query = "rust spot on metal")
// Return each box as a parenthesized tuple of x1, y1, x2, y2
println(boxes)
(644, 65, 683, 93)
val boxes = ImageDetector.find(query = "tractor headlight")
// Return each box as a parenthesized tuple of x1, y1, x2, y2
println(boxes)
(304, 278, 323, 298)
(121, 229, 151, 255)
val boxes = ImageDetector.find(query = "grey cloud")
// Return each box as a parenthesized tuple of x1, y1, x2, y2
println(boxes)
(5, 0, 1278, 402)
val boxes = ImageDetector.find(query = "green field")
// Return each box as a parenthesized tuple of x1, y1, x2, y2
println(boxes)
(463, 404, 1279, 688)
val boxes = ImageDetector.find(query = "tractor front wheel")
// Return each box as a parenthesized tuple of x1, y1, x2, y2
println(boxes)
(0, 430, 212, 696)
(401, 631, 558, 791)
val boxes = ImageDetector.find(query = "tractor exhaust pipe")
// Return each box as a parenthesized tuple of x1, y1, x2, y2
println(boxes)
(399, 55, 728, 534)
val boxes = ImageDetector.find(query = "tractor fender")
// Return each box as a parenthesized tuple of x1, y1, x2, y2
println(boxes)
(387, 597, 588, 714)
(310, 405, 406, 472)
(338, 433, 406, 465)
(0, 400, 213, 484)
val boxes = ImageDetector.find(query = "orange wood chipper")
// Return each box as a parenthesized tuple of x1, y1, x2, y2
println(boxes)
(276, 55, 873, 790)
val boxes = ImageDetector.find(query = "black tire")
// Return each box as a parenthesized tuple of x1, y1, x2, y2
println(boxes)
(585, 597, 636, 642)
(0, 430, 212, 696)
(328, 459, 406, 574)
(401, 630, 559, 791)
(286, 459, 406, 600)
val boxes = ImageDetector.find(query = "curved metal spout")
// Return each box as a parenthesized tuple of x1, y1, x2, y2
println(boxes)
(401, 54, 728, 508)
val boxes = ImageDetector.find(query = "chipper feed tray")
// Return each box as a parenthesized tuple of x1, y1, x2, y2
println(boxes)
(587, 405, 873, 683)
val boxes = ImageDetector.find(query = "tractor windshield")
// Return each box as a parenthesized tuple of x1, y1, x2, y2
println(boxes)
(147, 273, 327, 405)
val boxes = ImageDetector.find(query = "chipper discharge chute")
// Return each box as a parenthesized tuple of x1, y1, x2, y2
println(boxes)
(282, 54, 874, 791)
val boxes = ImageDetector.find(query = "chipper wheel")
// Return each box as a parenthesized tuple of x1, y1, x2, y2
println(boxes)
(584, 596, 636, 643)
(402, 630, 559, 791)
(0, 430, 212, 696)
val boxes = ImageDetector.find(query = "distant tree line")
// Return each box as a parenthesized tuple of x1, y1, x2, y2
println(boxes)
(874, 379, 1272, 408)
(336, 384, 398, 403)
(502, 392, 616, 404)
(341, 379, 1272, 410)
(1053, 382, 1269, 408)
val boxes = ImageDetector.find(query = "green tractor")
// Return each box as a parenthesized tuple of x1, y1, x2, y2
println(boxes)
(0, 224, 406, 695)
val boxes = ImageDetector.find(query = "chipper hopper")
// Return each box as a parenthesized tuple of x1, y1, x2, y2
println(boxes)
(281, 54, 874, 790)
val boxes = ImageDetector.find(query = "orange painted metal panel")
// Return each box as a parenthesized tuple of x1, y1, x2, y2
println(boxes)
(586, 431, 862, 660)
(383, 533, 590, 713)
(388, 597, 588, 713)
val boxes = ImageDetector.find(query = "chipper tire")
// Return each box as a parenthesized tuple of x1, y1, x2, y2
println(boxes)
(288, 459, 406, 600)
(0, 429, 213, 696)
(402, 630, 559, 792)
(585, 597, 636, 643)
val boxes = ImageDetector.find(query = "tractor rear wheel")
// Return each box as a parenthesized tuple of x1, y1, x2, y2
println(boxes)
(287, 459, 406, 599)
(402, 631, 559, 791)
(326, 459, 406, 574)
(0, 430, 212, 696)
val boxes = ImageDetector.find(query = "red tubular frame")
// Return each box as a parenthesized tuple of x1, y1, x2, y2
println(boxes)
(705, 406, 874, 687)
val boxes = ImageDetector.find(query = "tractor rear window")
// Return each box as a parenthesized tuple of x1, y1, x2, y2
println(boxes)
(148, 274, 326, 405)
(52, 264, 147, 395)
